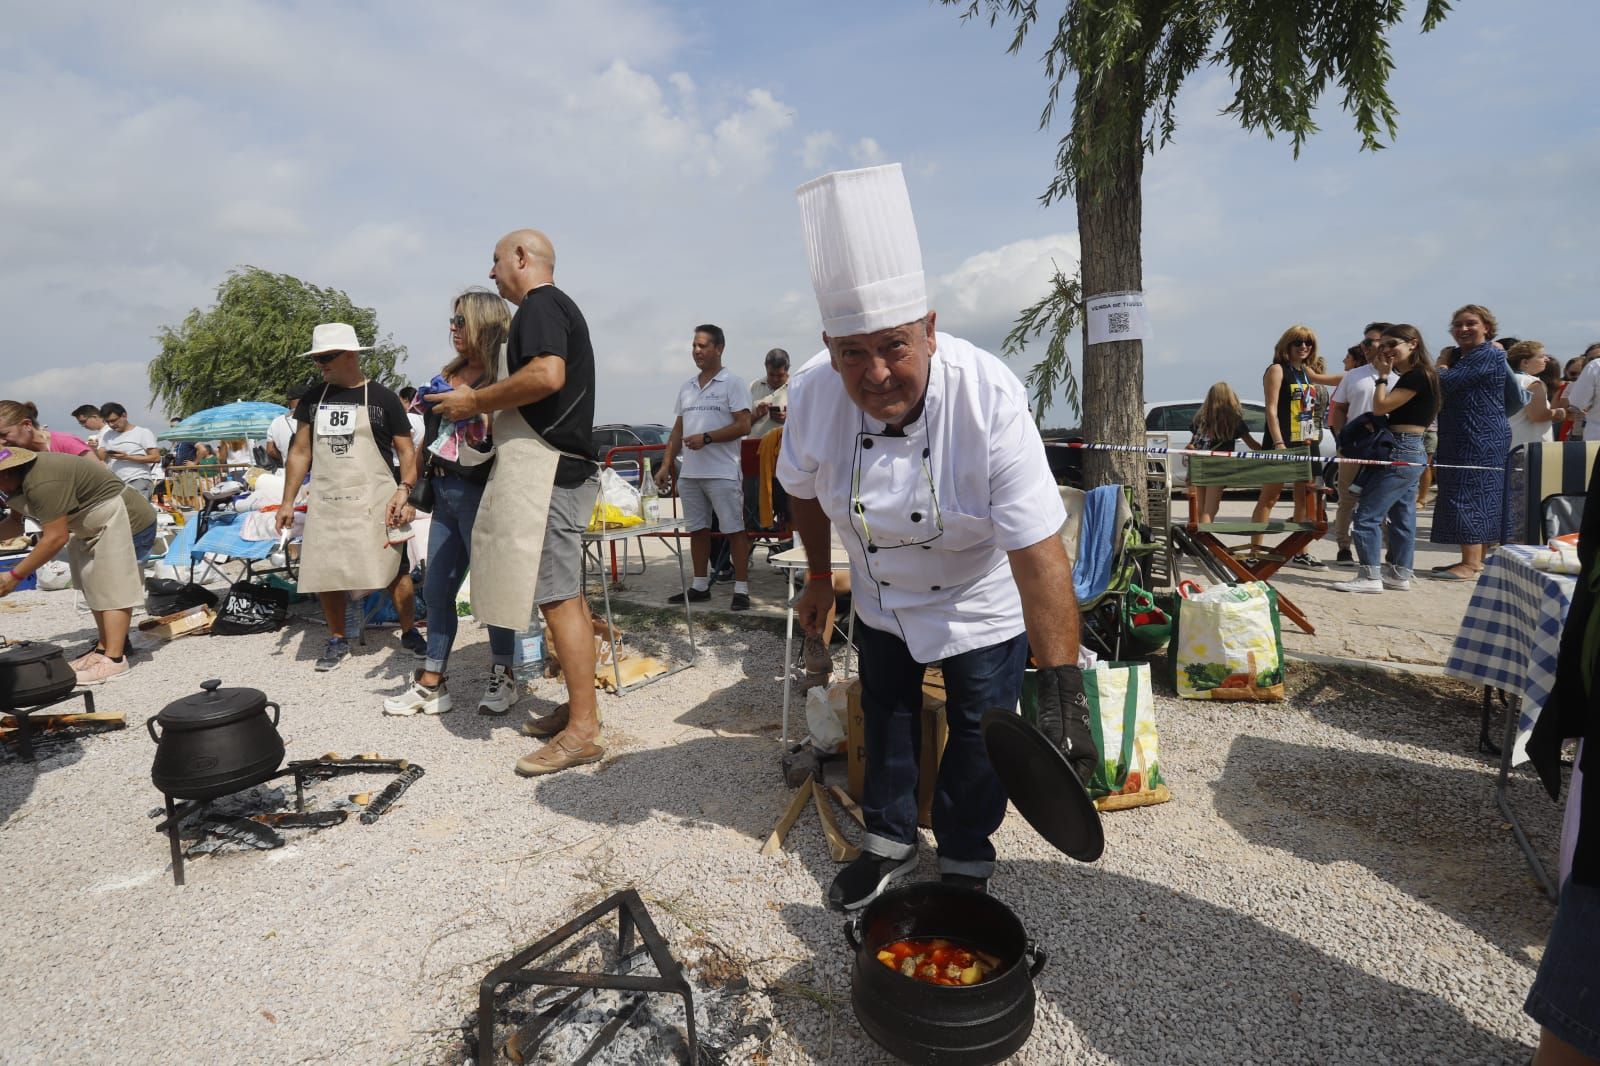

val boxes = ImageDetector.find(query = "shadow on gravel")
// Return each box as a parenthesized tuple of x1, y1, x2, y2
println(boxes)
(1213, 734, 1558, 958)
(767, 855, 1534, 1065)
(1287, 660, 1491, 762)
(1, 742, 87, 824)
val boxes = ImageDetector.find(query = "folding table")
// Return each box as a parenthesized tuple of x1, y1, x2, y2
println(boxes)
(581, 518, 697, 695)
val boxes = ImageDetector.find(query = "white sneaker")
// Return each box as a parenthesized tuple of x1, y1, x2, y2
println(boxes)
(1382, 565, 1412, 591)
(477, 664, 519, 716)
(1331, 577, 1383, 594)
(383, 678, 452, 716)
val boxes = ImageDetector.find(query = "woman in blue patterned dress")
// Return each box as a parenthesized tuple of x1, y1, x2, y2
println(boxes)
(1429, 304, 1510, 580)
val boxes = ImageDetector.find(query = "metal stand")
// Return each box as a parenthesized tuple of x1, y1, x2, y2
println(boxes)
(4, 687, 96, 762)
(477, 888, 697, 1065)
(1486, 686, 1558, 901)
(775, 548, 855, 743)
(582, 521, 698, 695)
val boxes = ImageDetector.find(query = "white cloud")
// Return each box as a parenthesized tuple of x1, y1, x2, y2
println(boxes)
(710, 89, 795, 179)
(851, 137, 886, 165)
(930, 233, 1081, 346)
(801, 131, 838, 170)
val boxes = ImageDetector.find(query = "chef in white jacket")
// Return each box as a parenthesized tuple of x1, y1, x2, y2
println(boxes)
(778, 163, 1099, 911)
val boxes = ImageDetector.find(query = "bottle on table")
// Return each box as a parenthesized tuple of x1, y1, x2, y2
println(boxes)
(640, 457, 660, 523)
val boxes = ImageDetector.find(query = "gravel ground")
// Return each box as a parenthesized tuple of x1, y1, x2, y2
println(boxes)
(0, 585, 1558, 1064)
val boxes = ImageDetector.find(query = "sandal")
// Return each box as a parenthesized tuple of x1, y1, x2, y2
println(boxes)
(515, 733, 605, 777)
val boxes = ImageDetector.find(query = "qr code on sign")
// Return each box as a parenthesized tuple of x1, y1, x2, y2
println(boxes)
(1107, 311, 1131, 334)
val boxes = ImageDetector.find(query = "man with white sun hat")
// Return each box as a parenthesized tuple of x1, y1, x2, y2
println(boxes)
(777, 163, 1099, 910)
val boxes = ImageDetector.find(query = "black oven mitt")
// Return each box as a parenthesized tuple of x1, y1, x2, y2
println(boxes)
(1032, 663, 1099, 788)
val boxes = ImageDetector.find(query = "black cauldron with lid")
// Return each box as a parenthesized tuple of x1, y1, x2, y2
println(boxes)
(0, 641, 77, 708)
(149, 678, 283, 800)
(843, 708, 1104, 1064)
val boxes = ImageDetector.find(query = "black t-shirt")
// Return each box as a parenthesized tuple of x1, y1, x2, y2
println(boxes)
(1387, 366, 1439, 427)
(295, 380, 411, 480)
(508, 285, 597, 488)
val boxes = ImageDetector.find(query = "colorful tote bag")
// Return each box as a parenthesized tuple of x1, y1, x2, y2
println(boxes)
(1081, 662, 1171, 811)
(1172, 581, 1286, 701)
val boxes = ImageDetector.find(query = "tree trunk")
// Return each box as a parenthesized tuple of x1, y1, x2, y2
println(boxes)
(1076, 54, 1148, 514)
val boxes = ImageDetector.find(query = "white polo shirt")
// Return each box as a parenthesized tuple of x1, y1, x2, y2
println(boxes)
(675, 367, 749, 480)
(97, 425, 159, 485)
(1329, 364, 1392, 423)
(777, 333, 1066, 662)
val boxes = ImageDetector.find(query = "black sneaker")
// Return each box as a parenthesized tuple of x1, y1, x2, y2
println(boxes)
(940, 872, 989, 894)
(399, 628, 427, 657)
(1291, 552, 1326, 570)
(827, 851, 917, 912)
(667, 587, 712, 604)
(315, 637, 351, 672)
(1334, 548, 1355, 567)
(730, 592, 751, 611)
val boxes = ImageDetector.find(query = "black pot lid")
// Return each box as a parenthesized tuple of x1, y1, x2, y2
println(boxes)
(157, 679, 269, 729)
(981, 709, 1104, 863)
(0, 641, 65, 666)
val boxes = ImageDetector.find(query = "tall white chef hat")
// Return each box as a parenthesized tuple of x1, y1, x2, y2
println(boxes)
(796, 163, 926, 338)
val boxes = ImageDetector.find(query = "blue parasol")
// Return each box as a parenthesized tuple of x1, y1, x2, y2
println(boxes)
(159, 401, 288, 442)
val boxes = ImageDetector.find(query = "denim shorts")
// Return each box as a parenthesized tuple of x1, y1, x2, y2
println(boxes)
(1525, 877, 1600, 1056)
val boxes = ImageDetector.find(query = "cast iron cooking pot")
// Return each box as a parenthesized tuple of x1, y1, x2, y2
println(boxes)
(0, 641, 77, 707)
(846, 882, 1045, 1064)
(149, 679, 283, 800)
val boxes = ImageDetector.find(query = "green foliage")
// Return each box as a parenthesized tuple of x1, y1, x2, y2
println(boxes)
(944, 0, 1455, 420)
(148, 267, 407, 417)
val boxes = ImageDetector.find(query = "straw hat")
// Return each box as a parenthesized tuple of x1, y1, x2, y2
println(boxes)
(301, 322, 374, 357)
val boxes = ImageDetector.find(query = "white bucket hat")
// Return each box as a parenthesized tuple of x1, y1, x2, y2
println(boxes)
(796, 163, 927, 338)
(301, 322, 373, 357)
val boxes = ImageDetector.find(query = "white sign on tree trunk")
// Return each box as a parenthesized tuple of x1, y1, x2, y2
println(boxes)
(1084, 291, 1151, 347)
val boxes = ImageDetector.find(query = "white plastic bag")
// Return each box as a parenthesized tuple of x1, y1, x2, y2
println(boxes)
(589, 467, 643, 528)
(805, 680, 850, 754)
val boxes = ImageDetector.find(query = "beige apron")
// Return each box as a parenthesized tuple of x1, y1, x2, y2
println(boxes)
(296, 382, 406, 594)
(68, 495, 145, 611)
(469, 346, 562, 631)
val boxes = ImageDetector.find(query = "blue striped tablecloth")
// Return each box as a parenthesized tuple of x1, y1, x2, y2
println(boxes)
(1444, 545, 1578, 765)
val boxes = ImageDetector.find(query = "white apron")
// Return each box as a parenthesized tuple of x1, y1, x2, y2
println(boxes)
(469, 348, 562, 631)
(68, 495, 145, 611)
(296, 382, 406, 594)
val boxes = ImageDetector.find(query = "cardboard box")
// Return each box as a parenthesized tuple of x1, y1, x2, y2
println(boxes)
(845, 669, 951, 829)
(138, 605, 214, 641)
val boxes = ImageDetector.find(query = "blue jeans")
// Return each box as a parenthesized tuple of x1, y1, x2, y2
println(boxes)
(1352, 432, 1426, 580)
(855, 621, 1030, 878)
(132, 523, 157, 563)
(424, 474, 514, 675)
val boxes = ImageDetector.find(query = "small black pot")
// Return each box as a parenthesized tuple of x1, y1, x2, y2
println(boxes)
(845, 882, 1046, 1065)
(0, 642, 77, 708)
(149, 679, 284, 800)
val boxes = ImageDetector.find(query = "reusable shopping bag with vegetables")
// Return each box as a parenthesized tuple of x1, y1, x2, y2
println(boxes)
(1172, 581, 1285, 701)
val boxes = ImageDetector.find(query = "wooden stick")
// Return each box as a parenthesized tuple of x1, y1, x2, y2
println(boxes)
(760, 775, 813, 857)
(812, 779, 860, 863)
(828, 784, 866, 827)
(1, 712, 124, 728)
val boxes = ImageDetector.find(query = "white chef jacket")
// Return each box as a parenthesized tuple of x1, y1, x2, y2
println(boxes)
(777, 333, 1066, 662)
(675, 368, 749, 480)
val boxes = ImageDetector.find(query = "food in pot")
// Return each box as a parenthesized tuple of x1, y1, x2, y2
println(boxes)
(875, 938, 1002, 986)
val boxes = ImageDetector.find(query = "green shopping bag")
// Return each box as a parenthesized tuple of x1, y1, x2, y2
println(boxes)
(1080, 662, 1171, 810)
(1172, 581, 1285, 701)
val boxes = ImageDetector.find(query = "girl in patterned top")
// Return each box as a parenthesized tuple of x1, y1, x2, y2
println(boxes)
(1188, 382, 1261, 524)
(1250, 325, 1343, 563)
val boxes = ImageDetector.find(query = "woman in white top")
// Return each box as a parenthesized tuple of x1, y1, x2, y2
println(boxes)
(1505, 341, 1565, 451)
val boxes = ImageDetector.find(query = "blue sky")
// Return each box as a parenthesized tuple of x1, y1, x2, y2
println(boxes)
(3, 0, 1596, 437)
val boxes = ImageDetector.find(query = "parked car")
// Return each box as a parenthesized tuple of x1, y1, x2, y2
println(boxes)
(590, 423, 675, 488)
(1145, 399, 1336, 492)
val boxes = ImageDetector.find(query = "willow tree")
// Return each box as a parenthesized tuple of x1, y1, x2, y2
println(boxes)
(149, 267, 406, 417)
(946, 0, 1454, 500)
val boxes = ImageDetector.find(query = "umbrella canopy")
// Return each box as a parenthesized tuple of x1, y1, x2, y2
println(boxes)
(159, 401, 288, 442)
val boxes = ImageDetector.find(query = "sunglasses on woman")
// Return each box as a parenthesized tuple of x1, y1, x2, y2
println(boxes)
(449, 314, 466, 329)
(1290, 340, 1315, 348)
(1378, 339, 1406, 349)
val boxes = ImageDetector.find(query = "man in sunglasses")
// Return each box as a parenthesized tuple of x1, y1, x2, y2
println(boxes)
(1327, 322, 1393, 565)
(277, 322, 424, 671)
(780, 164, 1099, 911)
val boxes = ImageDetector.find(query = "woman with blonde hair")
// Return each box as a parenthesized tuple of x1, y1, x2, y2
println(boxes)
(1429, 304, 1512, 579)
(0, 400, 97, 459)
(1505, 341, 1565, 450)
(1250, 325, 1342, 566)
(384, 288, 516, 718)
(1187, 381, 1262, 524)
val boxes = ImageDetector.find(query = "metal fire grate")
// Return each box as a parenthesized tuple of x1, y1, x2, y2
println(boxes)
(477, 889, 698, 1065)
(155, 755, 424, 887)
(2, 687, 100, 762)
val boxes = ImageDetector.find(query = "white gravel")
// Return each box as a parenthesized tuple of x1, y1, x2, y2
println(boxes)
(0, 585, 1557, 1064)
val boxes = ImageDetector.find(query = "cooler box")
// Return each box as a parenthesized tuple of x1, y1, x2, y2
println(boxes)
(0, 556, 38, 591)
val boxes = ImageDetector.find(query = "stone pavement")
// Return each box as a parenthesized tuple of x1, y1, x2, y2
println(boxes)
(583, 493, 1493, 675)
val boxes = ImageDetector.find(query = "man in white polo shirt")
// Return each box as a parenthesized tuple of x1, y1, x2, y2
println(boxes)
(656, 324, 754, 610)
(1327, 322, 1392, 565)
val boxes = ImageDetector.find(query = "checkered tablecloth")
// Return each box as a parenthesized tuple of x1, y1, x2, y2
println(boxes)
(1444, 545, 1578, 765)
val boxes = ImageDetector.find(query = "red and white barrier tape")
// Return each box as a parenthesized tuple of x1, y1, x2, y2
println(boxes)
(1046, 440, 1503, 472)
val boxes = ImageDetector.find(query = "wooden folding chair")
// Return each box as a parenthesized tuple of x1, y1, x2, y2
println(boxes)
(1177, 454, 1327, 635)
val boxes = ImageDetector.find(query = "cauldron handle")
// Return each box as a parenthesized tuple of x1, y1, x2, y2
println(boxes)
(265, 701, 280, 726)
(843, 918, 862, 953)
(1026, 941, 1048, 978)
(146, 718, 161, 742)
